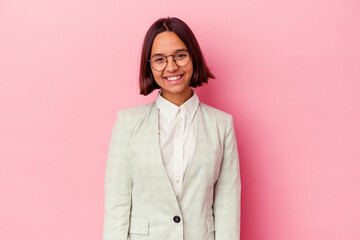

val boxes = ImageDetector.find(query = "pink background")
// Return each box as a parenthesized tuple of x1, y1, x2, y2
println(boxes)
(1, 0, 359, 239)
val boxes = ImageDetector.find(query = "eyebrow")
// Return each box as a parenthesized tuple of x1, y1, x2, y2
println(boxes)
(151, 48, 188, 58)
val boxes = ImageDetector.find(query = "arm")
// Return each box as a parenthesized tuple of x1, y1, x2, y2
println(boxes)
(103, 110, 133, 240)
(213, 115, 241, 240)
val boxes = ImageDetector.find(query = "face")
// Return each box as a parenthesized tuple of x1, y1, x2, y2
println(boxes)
(150, 31, 193, 100)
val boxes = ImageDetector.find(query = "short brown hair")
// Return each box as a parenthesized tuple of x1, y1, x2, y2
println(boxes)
(139, 17, 215, 95)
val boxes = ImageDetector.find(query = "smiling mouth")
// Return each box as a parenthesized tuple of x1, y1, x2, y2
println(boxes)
(164, 74, 183, 81)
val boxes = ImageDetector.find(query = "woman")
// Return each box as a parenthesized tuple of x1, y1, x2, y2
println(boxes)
(104, 17, 241, 240)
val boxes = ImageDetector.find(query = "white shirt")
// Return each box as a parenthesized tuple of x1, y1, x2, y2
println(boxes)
(156, 89, 200, 198)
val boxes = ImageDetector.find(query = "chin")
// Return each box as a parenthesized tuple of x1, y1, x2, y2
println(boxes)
(165, 88, 187, 95)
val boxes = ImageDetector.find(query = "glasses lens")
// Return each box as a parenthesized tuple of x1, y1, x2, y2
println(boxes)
(150, 51, 191, 71)
(175, 51, 190, 67)
(151, 55, 166, 71)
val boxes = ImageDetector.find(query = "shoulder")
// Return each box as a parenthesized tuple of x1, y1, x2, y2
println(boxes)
(114, 102, 154, 130)
(198, 102, 236, 139)
(198, 102, 235, 139)
(199, 102, 233, 124)
(117, 102, 154, 120)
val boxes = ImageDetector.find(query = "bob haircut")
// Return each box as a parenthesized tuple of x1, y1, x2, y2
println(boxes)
(139, 17, 215, 96)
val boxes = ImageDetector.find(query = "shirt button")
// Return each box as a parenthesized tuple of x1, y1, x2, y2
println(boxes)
(176, 180, 181, 184)
(173, 216, 181, 223)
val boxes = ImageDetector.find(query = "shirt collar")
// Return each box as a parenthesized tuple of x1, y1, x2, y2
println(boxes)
(156, 89, 199, 124)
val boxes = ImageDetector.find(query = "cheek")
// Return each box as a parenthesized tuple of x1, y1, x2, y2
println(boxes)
(151, 69, 162, 83)
(186, 63, 194, 78)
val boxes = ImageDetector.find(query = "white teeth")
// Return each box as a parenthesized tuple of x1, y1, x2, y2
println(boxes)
(166, 75, 181, 81)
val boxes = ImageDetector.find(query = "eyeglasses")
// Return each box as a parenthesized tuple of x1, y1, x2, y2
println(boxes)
(148, 50, 191, 71)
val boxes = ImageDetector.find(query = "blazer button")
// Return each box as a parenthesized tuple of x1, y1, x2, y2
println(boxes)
(173, 216, 181, 223)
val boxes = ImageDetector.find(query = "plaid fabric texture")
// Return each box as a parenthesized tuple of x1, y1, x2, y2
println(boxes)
(104, 102, 241, 240)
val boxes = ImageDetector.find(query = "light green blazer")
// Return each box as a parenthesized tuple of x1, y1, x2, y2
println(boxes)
(103, 101, 241, 240)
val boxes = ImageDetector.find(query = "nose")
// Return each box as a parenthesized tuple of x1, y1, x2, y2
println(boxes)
(165, 56, 179, 72)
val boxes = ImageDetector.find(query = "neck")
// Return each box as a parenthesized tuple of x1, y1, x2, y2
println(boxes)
(161, 88, 193, 106)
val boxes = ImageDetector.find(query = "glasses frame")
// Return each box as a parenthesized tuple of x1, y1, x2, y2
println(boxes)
(148, 50, 192, 72)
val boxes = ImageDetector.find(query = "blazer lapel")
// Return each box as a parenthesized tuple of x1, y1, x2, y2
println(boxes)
(149, 101, 203, 203)
(148, 103, 180, 204)
(178, 104, 202, 200)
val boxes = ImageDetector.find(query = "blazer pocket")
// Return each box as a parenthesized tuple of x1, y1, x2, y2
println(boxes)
(206, 215, 215, 232)
(129, 217, 149, 235)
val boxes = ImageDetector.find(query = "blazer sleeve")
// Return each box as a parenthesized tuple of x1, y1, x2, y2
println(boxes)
(213, 114, 241, 240)
(103, 110, 133, 240)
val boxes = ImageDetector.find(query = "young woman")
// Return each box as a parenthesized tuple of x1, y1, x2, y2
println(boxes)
(104, 17, 241, 240)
